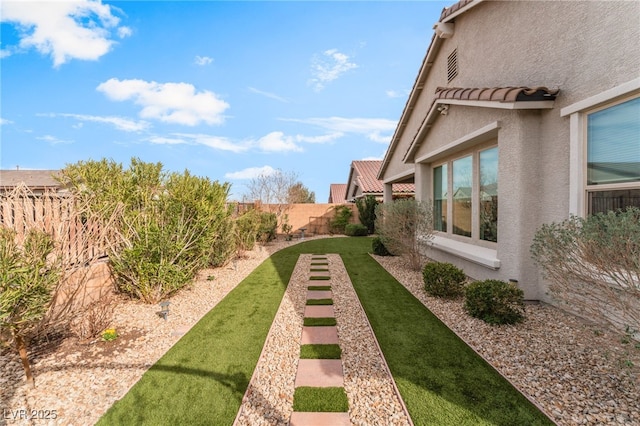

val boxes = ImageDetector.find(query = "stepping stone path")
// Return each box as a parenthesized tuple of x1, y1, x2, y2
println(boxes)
(233, 254, 412, 426)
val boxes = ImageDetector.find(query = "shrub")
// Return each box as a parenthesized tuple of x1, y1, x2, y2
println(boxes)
(257, 212, 277, 243)
(371, 236, 391, 256)
(330, 205, 353, 234)
(464, 280, 525, 325)
(531, 207, 640, 336)
(234, 210, 261, 252)
(422, 262, 466, 299)
(355, 195, 378, 234)
(374, 199, 434, 270)
(345, 223, 368, 236)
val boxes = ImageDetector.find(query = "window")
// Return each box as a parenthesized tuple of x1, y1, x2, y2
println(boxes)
(452, 156, 472, 237)
(433, 164, 447, 231)
(586, 96, 640, 214)
(479, 147, 498, 242)
(433, 145, 498, 243)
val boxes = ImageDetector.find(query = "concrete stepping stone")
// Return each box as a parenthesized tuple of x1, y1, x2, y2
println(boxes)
(306, 290, 332, 299)
(295, 359, 344, 387)
(301, 326, 338, 344)
(289, 412, 350, 426)
(304, 305, 334, 318)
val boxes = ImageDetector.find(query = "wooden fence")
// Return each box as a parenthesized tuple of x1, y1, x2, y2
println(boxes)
(0, 185, 110, 265)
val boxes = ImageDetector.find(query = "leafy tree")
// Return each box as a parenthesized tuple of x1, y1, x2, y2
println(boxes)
(246, 169, 299, 205)
(329, 205, 353, 234)
(375, 199, 434, 270)
(288, 182, 315, 203)
(0, 228, 61, 388)
(355, 195, 378, 234)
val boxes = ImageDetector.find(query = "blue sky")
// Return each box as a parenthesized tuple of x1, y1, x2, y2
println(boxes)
(1, 0, 448, 201)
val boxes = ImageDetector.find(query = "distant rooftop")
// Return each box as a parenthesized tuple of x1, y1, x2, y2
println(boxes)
(0, 170, 62, 190)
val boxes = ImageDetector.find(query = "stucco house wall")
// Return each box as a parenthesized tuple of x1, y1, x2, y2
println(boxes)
(379, 0, 640, 301)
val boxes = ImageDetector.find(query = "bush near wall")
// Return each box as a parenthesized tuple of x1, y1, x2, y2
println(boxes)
(345, 223, 368, 236)
(464, 280, 525, 325)
(422, 262, 466, 299)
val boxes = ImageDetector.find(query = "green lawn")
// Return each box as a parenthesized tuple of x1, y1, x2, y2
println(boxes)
(98, 237, 552, 426)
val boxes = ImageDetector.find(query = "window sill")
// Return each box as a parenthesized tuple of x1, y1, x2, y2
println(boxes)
(430, 235, 501, 269)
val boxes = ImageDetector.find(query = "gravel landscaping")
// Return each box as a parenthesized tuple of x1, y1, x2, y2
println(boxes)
(1, 237, 638, 425)
(371, 254, 640, 426)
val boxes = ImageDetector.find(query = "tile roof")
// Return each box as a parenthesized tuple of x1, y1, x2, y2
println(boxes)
(352, 161, 414, 194)
(0, 170, 61, 189)
(328, 183, 348, 203)
(440, 0, 475, 21)
(435, 86, 560, 102)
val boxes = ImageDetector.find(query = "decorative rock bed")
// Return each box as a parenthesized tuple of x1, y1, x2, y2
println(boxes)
(1, 239, 638, 426)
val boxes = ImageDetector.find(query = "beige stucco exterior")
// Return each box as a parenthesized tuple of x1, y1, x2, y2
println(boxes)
(379, 0, 640, 300)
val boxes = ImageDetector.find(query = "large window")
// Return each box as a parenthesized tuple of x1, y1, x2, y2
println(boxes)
(586, 96, 640, 214)
(433, 145, 498, 243)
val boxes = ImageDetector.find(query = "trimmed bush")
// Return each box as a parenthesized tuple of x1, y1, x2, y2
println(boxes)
(345, 223, 368, 236)
(329, 205, 353, 234)
(257, 212, 277, 243)
(371, 236, 391, 256)
(422, 262, 466, 299)
(464, 280, 525, 325)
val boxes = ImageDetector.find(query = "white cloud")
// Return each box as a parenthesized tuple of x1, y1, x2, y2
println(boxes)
(147, 136, 186, 145)
(51, 113, 150, 132)
(96, 78, 230, 126)
(248, 87, 289, 103)
(195, 55, 213, 66)
(309, 48, 358, 91)
(171, 133, 247, 153)
(37, 135, 73, 145)
(282, 117, 396, 144)
(386, 89, 409, 99)
(1, 0, 129, 67)
(0, 118, 14, 126)
(295, 132, 343, 144)
(118, 26, 133, 38)
(224, 165, 276, 180)
(256, 131, 303, 152)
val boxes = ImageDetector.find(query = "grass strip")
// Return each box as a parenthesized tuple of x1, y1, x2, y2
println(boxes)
(310, 262, 328, 266)
(307, 285, 331, 291)
(97, 248, 299, 425)
(300, 344, 342, 359)
(306, 298, 333, 305)
(303, 317, 337, 326)
(310, 267, 329, 272)
(309, 275, 330, 281)
(293, 387, 349, 412)
(336, 238, 554, 426)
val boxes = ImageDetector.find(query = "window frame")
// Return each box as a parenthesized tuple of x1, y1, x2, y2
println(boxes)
(431, 140, 498, 248)
(583, 94, 640, 215)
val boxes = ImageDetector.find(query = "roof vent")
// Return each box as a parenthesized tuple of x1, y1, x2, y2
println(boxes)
(447, 49, 458, 82)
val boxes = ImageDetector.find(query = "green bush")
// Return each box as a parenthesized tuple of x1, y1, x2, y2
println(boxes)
(371, 236, 391, 256)
(234, 210, 261, 252)
(345, 223, 368, 236)
(422, 262, 466, 299)
(329, 205, 353, 234)
(464, 280, 525, 325)
(257, 212, 277, 243)
(355, 195, 377, 234)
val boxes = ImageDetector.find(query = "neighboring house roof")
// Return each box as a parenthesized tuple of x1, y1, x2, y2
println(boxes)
(435, 86, 559, 103)
(347, 161, 414, 200)
(0, 170, 61, 190)
(328, 183, 348, 203)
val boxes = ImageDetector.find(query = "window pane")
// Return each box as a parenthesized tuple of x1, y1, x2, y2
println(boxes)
(587, 97, 640, 185)
(433, 164, 447, 232)
(479, 147, 498, 242)
(589, 188, 640, 215)
(453, 156, 472, 237)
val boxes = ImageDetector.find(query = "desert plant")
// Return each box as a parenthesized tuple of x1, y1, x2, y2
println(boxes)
(0, 228, 61, 387)
(345, 223, 368, 236)
(234, 209, 261, 253)
(464, 279, 525, 325)
(257, 212, 277, 243)
(70, 294, 116, 340)
(371, 236, 391, 256)
(281, 214, 293, 241)
(355, 195, 378, 234)
(422, 262, 466, 299)
(330, 205, 353, 234)
(374, 199, 434, 270)
(531, 207, 640, 338)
